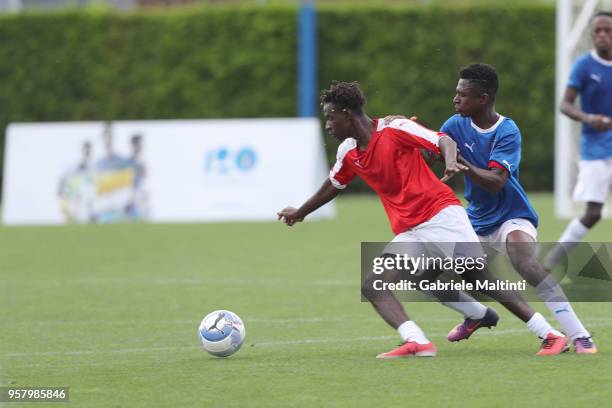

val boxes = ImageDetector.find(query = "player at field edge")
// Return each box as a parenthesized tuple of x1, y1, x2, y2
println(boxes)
(439, 63, 596, 354)
(545, 12, 612, 282)
(278, 81, 560, 358)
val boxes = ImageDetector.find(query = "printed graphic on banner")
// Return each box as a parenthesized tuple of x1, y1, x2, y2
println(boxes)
(57, 123, 148, 223)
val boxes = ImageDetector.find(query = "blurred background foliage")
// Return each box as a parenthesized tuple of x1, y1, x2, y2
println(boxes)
(0, 2, 556, 193)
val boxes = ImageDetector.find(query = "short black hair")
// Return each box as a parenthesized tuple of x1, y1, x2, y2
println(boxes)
(459, 63, 499, 101)
(320, 81, 367, 113)
(593, 11, 612, 20)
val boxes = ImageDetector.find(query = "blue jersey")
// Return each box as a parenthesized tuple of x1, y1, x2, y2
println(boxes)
(568, 51, 612, 160)
(440, 114, 538, 236)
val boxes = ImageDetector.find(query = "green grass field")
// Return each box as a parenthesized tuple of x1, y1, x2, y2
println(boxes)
(1, 193, 612, 407)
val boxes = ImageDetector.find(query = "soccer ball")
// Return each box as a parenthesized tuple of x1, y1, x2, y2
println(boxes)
(198, 310, 246, 357)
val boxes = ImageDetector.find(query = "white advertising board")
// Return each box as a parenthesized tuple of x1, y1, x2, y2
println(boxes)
(2, 118, 335, 225)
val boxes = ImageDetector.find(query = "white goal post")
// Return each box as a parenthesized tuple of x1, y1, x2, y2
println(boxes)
(555, 0, 612, 218)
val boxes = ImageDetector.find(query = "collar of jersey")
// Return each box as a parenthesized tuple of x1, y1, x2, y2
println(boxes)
(470, 115, 505, 134)
(590, 50, 612, 67)
(350, 118, 380, 153)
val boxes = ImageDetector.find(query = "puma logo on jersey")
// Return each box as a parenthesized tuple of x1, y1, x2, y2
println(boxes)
(464, 142, 475, 153)
(590, 73, 602, 83)
(502, 160, 513, 171)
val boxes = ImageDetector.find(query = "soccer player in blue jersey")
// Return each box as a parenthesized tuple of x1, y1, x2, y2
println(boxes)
(440, 63, 596, 354)
(545, 12, 612, 283)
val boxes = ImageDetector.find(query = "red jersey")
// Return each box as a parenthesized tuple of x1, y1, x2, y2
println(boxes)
(329, 118, 461, 235)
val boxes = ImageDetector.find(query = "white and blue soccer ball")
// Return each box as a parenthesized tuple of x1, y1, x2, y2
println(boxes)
(198, 310, 246, 357)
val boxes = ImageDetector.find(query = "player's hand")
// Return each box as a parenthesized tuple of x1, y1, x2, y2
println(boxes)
(457, 153, 470, 166)
(277, 207, 304, 227)
(441, 161, 468, 183)
(383, 115, 418, 125)
(586, 114, 612, 131)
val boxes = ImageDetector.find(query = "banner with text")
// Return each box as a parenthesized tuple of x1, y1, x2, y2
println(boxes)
(3, 118, 334, 225)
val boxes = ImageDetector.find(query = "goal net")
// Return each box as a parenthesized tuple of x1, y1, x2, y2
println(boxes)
(555, 0, 612, 218)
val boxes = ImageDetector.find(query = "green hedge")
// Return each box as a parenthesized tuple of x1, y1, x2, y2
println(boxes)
(0, 4, 556, 194)
(318, 4, 556, 191)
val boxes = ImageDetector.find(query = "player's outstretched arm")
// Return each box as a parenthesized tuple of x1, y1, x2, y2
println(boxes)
(438, 136, 468, 182)
(561, 87, 612, 131)
(457, 154, 508, 194)
(277, 179, 340, 227)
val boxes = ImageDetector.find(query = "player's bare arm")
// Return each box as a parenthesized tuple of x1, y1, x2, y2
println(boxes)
(277, 178, 340, 226)
(561, 87, 612, 131)
(439, 136, 468, 182)
(457, 154, 509, 194)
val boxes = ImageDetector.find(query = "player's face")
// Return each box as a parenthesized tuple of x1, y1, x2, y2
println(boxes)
(453, 79, 484, 117)
(323, 103, 351, 141)
(592, 16, 612, 52)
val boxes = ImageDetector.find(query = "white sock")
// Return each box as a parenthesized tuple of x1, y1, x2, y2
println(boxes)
(545, 302, 590, 341)
(397, 320, 430, 344)
(536, 275, 590, 340)
(442, 292, 487, 319)
(545, 219, 589, 268)
(560, 218, 589, 242)
(526, 312, 563, 339)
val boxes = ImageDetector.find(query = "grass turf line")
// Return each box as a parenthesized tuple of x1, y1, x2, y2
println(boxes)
(1, 193, 611, 407)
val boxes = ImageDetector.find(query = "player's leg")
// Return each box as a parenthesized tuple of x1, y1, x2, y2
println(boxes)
(386, 229, 493, 321)
(472, 220, 568, 354)
(406, 206, 500, 341)
(446, 236, 507, 342)
(391, 209, 497, 341)
(544, 202, 602, 269)
(428, 206, 533, 321)
(412, 258, 491, 323)
(460, 260, 570, 354)
(361, 255, 436, 358)
(433, 283, 494, 324)
(361, 263, 412, 329)
(545, 159, 610, 269)
(504, 226, 596, 353)
(581, 201, 604, 228)
(460, 264, 533, 322)
(437, 207, 568, 354)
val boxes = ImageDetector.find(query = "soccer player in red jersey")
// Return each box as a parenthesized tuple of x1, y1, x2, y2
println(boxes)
(278, 81, 543, 358)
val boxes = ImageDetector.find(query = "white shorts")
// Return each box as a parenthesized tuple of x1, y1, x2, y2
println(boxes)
(573, 159, 612, 203)
(384, 205, 483, 273)
(477, 218, 537, 255)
